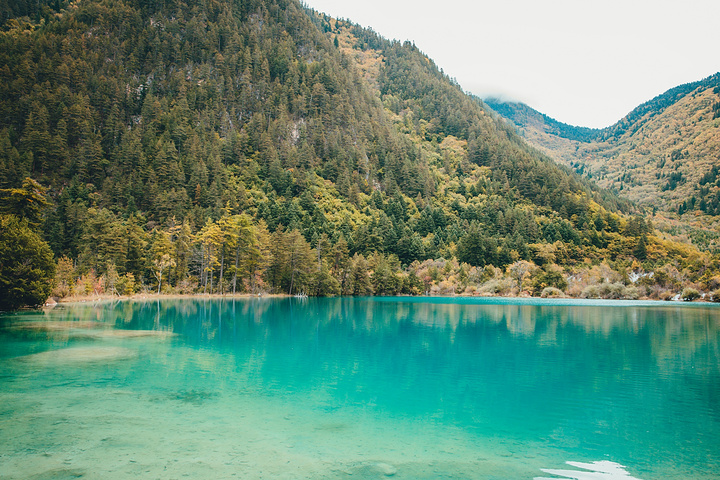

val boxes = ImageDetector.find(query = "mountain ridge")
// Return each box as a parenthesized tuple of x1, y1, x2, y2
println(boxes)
(486, 72, 720, 142)
(484, 98, 601, 143)
(485, 73, 720, 215)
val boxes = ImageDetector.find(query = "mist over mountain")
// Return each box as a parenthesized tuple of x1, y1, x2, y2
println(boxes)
(484, 98, 602, 144)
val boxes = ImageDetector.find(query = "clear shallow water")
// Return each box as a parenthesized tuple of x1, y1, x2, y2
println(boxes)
(0, 297, 718, 479)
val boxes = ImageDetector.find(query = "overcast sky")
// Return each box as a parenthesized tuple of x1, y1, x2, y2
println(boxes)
(303, 0, 720, 128)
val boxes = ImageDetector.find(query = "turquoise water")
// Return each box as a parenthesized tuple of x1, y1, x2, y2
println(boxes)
(0, 297, 718, 479)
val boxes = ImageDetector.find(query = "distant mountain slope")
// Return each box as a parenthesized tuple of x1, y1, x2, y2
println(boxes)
(600, 74, 720, 141)
(484, 98, 600, 143)
(485, 74, 720, 216)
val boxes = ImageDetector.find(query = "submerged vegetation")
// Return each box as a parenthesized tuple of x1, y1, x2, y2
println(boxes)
(1, 0, 719, 307)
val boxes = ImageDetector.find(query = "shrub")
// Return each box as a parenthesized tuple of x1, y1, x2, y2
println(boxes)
(659, 290, 676, 301)
(478, 278, 513, 296)
(176, 278, 198, 294)
(436, 280, 457, 295)
(681, 288, 701, 302)
(531, 265, 567, 295)
(115, 273, 136, 296)
(598, 282, 625, 299)
(580, 285, 600, 299)
(621, 285, 640, 300)
(581, 283, 639, 300)
(710, 289, 720, 302)
(541, 287, 565, 298)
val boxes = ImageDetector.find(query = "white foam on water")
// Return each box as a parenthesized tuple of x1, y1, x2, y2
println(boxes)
(536, 460, 642, 480)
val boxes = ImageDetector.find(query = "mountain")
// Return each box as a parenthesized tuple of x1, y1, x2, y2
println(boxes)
(485, 74, 720, 217)
(0, 0, 717, 304)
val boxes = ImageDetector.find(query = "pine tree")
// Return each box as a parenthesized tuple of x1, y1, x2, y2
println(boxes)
(243, 220, 272, 294)
(0, 214, 55, 310)
(149, 228, 175, 293)
(634, 234, 648, 261)
(0, 177, 52, 227)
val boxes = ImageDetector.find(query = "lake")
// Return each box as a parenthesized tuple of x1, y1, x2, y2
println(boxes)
(1, 297, 718, 479)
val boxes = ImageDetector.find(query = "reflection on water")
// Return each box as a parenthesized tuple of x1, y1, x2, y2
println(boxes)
(0, 297, 719, 479)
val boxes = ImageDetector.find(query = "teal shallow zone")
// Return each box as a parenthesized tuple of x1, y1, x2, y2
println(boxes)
(0, 297, 718, 479)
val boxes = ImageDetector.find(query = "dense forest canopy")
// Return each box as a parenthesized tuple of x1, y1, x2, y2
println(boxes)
(1, 0, 718, 307)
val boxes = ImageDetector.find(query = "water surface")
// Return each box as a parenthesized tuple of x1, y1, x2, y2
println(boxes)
(1, 297, 718, 479)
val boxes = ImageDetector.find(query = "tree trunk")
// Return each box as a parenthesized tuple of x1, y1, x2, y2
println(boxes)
(209, 265, 213, 294)
(250, 265, 257, 294)
(208, 244, 213, 294)
(289, 251, 295, 295)
(233, 245, 240, 295)
(219, 246, 225, 295)
(202, 245, 208, 294)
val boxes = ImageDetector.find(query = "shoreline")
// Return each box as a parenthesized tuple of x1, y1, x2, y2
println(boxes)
(49, 292, 288, 306)
(45, 291, 716, 308)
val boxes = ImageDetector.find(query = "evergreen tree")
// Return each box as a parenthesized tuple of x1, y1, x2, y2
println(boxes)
(0, 215, 55, 310)
(149, 228, 175, 293)
(634, 234, 648, 261)
(456, 222, 496, 267)
(348, 253, 373, 296)
(0, 177, 52, 227)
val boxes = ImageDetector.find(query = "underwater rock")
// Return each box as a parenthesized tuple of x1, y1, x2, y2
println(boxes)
(374, 462, 397, 476)
(86, 329, 175, 339)
(27, 468, 86, 480)
(346, 462, 398, 477)
(5, 322, 173, 340)
(7, 321, 106, 331)
(168, 389, 219, 405)
(16, 346, 137, 364)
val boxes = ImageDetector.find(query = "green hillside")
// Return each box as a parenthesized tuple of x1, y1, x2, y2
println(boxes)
(484, 98, 601, 143)
(486, 75, 720, 250)
(486, 75, 720, 214)
(1, 0, 718, 308)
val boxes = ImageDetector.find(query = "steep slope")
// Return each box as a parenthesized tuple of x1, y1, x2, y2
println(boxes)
(485, 74, 720, 215)
(0, 0, 631, 248)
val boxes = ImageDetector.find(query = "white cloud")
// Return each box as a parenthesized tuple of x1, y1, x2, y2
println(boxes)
(304, 0, 720, 128)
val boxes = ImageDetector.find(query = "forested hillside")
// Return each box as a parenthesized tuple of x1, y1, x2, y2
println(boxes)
(486, 75, 720, 218)
(1, 0, 718, 308)
(484, 99, 601, 143)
